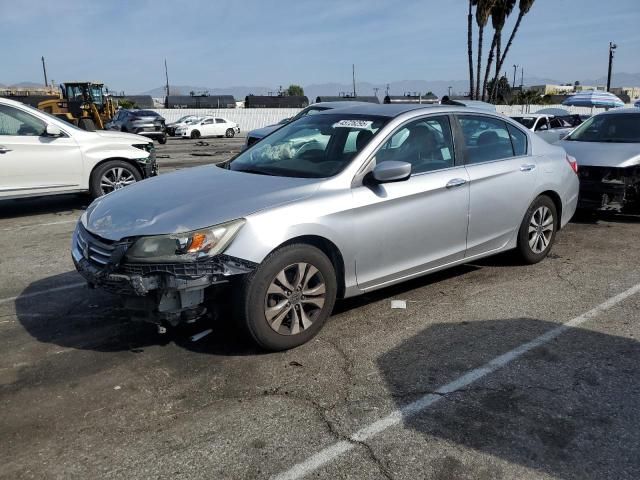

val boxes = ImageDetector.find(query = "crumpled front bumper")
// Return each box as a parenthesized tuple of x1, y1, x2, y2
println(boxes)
(72, 242, 255, 296)
(71, 224, 256, 323)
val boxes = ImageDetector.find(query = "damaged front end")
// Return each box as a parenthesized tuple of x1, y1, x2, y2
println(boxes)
(578, 165, 640, 213)
(71, 222, 255, 326)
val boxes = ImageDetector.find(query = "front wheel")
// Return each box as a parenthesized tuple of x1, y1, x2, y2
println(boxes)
(238, 244, 337, 351)
(190, 130, 201, 139)
(516, 195, 558, 264)
(157, 134, 167, 144)
(225, 128, 235, 138)
(90, 160, 142, 198)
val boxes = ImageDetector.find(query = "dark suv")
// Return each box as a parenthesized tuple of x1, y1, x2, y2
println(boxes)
(107, 109, 167, 144)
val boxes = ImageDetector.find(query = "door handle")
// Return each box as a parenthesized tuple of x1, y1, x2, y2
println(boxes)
(520, 164, 536, 172)
(0, 146, 11, 154)
(446, 178, 467, 189)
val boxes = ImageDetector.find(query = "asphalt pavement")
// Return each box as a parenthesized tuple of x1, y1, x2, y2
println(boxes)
(1, 137, 639, 479)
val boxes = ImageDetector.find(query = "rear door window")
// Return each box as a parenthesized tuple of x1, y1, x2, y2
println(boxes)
(457, 115, 516, 164)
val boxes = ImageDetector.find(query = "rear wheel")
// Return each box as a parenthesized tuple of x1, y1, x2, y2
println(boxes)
(239, 244, 337, 351)
(516, 195, 558, 264)
(225, 128, 235, 138)
(157, 134, 167, 144)
(190, 130, 201, 139)
(90, 160, 142, 198)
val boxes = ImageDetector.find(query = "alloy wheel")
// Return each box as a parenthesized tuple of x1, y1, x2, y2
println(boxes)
(100, 167, 137, 194)
(528, 206, 554, 254)
(264, 262, 326, 335)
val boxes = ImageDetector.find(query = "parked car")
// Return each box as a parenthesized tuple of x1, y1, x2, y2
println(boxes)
(511, 113, 575, 144)
(0, 98, 157, 200)
(72, 104, 578, 351)
(166, 115, 201, 136)
(177, 116, 240, 139)
(106, 109, 167, 144)
(558, 109, 640, 212)
(244, 101, 371, 149)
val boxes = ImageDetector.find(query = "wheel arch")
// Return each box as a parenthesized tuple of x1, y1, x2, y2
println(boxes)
(276, 235, 346, 299)
(538, 190, 563, 230)
(88, 157, 145, 187)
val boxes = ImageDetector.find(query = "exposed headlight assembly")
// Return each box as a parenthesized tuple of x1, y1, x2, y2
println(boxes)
(125, 219, 245, 263)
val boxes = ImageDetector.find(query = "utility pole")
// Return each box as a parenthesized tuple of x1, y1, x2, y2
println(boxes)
(41, 56, 48, 87)
(164, 59, 170, 107)
(385, 83, 390, 97)
(607, 42, 617, 92)
(520, 67, 524, 89)
(512, 64, 518, 88)
(448, 86, 452, 97)
(352, 64, 356, 97)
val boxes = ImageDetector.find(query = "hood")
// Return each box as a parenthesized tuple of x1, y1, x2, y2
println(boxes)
(84, 165, 322, 241)
(94, 130, 152, 144)
(558, 140, 640, 167)
(248, 124, 280, 139)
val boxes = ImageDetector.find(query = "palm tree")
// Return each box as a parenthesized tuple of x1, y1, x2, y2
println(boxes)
(475, 0, 496, 100)
(467, 0, 478, 99)
(492, 0, 535, 97)
(485, 0, 516, 101)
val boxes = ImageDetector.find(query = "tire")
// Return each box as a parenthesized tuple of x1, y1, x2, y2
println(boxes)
(225, 128, 235, 138)
(238, 244, 337, 351)
(516, 195, 558, 264)
(157, 134, 167, 144)
(190, 130, 201, 139)
(78, 118, 96, 132)
(89, 160, 142, 198)
(121, 126, 128, 133)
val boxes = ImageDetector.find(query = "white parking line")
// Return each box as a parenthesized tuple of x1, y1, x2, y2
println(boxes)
(272, 282, 640, 480)
(0, 282, 86, 306)
(0, 219, 77, 232)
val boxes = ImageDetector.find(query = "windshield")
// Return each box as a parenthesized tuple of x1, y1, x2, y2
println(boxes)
(566, 113, 640, 143)
(229, 113, 388, 178)
(20, 103, 85, 132)
(512, 117, 536, 129)
(136, 110, 159, 117)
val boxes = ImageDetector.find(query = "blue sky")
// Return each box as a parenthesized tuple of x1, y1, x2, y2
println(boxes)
(2, 0, 639, 92)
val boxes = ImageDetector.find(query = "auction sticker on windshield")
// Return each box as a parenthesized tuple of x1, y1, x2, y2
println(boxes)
(333, 120, 373, 129)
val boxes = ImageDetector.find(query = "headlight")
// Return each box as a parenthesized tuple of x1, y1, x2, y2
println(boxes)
(125, 219, 245, 263)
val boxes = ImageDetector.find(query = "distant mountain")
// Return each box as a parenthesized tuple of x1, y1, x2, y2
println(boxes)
(7, 73, 640, 99)
(140, 85, 275, 98)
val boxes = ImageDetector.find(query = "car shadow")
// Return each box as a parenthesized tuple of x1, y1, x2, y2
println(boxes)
(0, 194, 88, 220)
(15, 264, 481, 357)
(376, 318, 640, 479)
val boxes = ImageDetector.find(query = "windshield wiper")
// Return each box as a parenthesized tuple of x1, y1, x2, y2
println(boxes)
(233, 167, 277, 176)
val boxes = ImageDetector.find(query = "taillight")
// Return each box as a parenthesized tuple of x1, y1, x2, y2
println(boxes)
(566, 154, 578, 174)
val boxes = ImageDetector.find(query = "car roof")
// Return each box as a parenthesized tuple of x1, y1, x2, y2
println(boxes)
(596, 108, 640, 116)
(511, 113, 548, 118)
(310, 101, 377, 109)
(314, 103, 494, 118)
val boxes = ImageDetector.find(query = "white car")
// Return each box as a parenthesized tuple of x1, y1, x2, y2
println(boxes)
(178, 116, 240, 139)
(0, 97, 158, 200)
(166, 115, 201, 136)
(511, 113, 574, 144)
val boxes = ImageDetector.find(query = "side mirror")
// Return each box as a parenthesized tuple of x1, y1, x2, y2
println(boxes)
(45, 124, 62, 137)
(371, 160, 412, 183)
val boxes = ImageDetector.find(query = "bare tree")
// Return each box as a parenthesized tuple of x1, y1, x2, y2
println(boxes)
(467, 0, 478, 99)
(475, 0, 496, 100)
(483, 0, 515, 101)
(490, 0, 535, 100)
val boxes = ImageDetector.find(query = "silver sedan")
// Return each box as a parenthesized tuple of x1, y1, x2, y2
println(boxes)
(72, 104, 579, 350)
